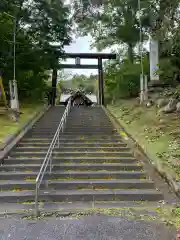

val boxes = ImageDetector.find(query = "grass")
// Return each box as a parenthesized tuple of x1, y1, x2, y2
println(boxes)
(108, 99, 180, 182)
(0, 102, 43, 145)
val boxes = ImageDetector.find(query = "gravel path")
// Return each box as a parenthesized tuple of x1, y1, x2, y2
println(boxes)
(0, 215, 177, 240)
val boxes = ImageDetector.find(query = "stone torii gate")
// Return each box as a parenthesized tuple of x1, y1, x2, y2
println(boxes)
(51, 52, 116, 106)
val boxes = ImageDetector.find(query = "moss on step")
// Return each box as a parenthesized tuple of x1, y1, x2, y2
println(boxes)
(19, 200, 45, 204)
(12, 188, 25, 192)
(0, 188, 29, 192)
(51, 177, 74, 181)
(24, 177, 36, 182)
(22, 201, 35, 205)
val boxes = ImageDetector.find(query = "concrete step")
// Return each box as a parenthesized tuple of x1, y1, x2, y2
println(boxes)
(30, 128, 58, 131)
(30, 128, 64, 132)
(66, 123, 115, 125)
(65, 125, 114, 128)
(64, 127, 116, 130)
(17, 142, 127, 148)
(0, 171, 146, 180)
(0, 189, 163, 202)
(9, 151, 133, 158)
(26, 133, 57, 137)
(64, 125, 115, 127)
(0, 179, 155, 191)
(35, 123, 114, 127)
(34, 119, 61, 124)
(32, 124, 61, 127)
(21, 138, 55, 143)
(0, 163, 143, 172)
(3, 156, 137, 164)
(67, 117, 112, 120)
(33, 122, 62, 126)
(61, 132, 119, 135)
(20, 139, 124, 144)
(59, 135, 122, 139)
(26, 133, 119, 137)
(14, 147, 131, 153)
(30, 131, 117, 135)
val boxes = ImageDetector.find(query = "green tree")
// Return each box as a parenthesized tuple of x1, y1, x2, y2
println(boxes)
(104, 54, 149, 102)
(73, 0, 146, 62)
(58, 73, 97, 94)
(0, 0, 72, 100)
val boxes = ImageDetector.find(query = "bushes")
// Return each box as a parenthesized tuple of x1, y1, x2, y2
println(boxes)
(157, 58, 178, 84)
(17, 71, 49, 101)
(104, 56, 149, 103)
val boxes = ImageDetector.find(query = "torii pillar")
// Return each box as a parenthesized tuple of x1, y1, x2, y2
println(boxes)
(98, 58, 104, 105)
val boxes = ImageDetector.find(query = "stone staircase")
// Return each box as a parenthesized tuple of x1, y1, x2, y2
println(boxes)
(0, 106, 163, 209)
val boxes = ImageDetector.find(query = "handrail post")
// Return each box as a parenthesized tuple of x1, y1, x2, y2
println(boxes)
(58, 129, 60, 148)
(50, 153, 52, 174)
(35, 183, 39, 217)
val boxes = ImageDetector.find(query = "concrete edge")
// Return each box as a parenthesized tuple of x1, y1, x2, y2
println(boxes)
(0, 104, 51, 163)
(0, 208, 89, 219)
(0, 202, 164, 219)
(102, 106, 180, 197)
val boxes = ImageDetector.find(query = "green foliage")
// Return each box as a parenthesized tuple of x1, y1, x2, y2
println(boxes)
(155, 58, 178, 83)
(74, 0, 180, 87)
(104, 56, 149, 102)
(174, 85, 180, 99)
(0, 0, 72, 101)
(59, 74, 97, 94)
(73, 0, 150, 62)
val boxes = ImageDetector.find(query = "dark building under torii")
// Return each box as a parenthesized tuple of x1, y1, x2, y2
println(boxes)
(51, 52, 116, 106)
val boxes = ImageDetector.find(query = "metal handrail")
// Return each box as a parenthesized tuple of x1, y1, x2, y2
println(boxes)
(35, 98, 71, 216)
